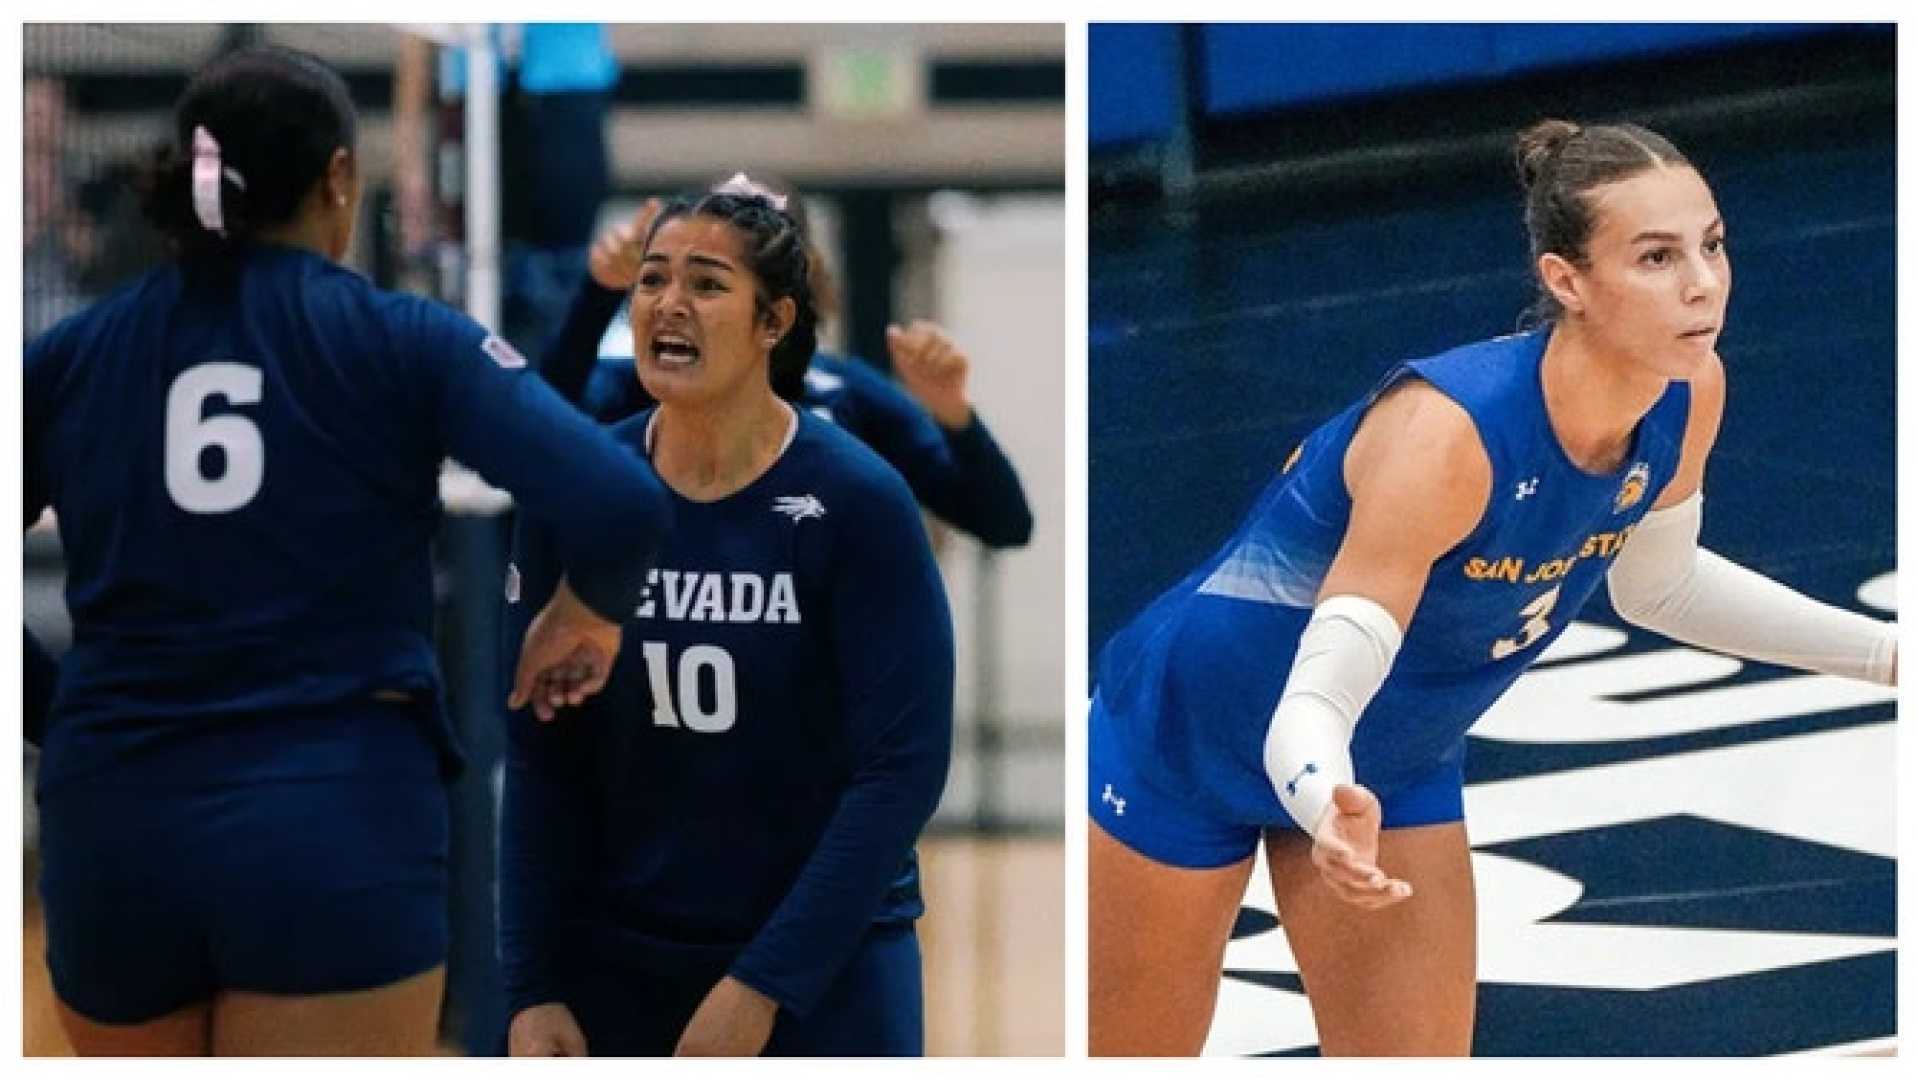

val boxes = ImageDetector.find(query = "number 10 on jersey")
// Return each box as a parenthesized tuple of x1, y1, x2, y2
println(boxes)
(642, 642, 738, 733)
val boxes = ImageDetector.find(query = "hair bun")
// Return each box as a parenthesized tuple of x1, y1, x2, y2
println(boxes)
(1515, 119, 1581, 191)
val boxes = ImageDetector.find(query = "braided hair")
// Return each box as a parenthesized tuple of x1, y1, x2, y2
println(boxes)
(647, 189, 820, 401)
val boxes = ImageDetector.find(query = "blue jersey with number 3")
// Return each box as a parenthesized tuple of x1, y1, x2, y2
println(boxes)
(24, 246, 669, 793)
(1096, 328, 1691, 824)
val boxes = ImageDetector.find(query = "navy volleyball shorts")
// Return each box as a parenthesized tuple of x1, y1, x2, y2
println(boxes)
(38, 703, 449, 1024)
(1088, 693, 1465, 869)
(558, 922, 924, 1056)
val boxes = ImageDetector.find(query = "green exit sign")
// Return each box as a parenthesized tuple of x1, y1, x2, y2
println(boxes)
(811, 45, 924, 120)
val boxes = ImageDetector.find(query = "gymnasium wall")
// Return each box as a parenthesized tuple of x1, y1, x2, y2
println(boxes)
(1090, 22, 1855, 149)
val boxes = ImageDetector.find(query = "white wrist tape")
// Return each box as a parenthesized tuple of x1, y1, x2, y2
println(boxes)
(1608, 493, 1896, 685)
(1263, 595, 1403, 834)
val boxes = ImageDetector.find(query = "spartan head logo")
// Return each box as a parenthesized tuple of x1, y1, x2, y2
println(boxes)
(1615, 462, 1651, 513)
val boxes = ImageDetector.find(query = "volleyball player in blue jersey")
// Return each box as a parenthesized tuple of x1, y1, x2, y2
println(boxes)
(1088, 120, 1898, 1056)
(24, 47, 671, 1055)
(543, 187, 1033, 549)
(499, 188, 954, 1056)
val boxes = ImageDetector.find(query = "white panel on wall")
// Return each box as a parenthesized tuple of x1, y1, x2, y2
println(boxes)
(925, 192, 1065, 828)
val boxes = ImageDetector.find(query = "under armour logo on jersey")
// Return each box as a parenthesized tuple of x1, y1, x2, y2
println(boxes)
(773, 495, 827, 522)
(1516, 477, 1540, 500)
(1284, 762, 1320, 798)
(1101, 784, 1127, 816)
(480, 334, 526, 370)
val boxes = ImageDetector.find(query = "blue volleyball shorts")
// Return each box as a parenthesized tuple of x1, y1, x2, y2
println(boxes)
(38, 704, 449, 1024)
(1088, 694, 1465, 870)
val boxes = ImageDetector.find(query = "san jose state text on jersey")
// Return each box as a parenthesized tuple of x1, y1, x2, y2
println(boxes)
(1096, 328, 1690, 825)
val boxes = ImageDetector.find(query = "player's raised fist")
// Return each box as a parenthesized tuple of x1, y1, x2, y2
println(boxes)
(887, 319, 974, 430)
(589, 198, 663, 291)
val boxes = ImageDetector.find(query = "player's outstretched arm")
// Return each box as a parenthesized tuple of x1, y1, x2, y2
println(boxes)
(405, 298, 671, 626)
(1267, 380, 1491, 909)
(1607, 353, 1896, 684)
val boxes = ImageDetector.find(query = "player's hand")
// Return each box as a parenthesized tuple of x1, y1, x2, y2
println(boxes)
(507, 579, 623, 722)
(507, 1002, 588, 1056)
(1310, 783, 1414, 909)
(674, 975, 778, 1056)
(589, 198, 662, 290)
(887, 319, 974, 430)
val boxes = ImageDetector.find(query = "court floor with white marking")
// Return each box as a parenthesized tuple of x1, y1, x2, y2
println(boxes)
(1206, 576, 1896, 1056)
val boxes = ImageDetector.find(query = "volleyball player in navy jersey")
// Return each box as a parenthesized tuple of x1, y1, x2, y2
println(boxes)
(23, 47, 671, 1055)
(499, 189, 953, 1056)
(1088, 120, 1899, 1056)
(541, 187, 1033, 549)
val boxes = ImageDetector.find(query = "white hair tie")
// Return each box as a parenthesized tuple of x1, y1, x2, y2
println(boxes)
(712, 171, 788, 212)
(191, 125, 247, 237)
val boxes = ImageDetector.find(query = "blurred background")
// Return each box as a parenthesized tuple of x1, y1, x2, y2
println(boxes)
(1090, 23, 1894, 1057)
(22, 22, 1063, 1056)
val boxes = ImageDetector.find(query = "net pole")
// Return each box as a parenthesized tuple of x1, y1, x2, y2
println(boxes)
(463, 23, 501, 332)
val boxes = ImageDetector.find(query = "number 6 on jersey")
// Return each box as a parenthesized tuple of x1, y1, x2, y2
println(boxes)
(165, 362, 264, 513)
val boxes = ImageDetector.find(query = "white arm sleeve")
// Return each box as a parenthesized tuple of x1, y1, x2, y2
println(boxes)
(1262, 595, 1403, 835)
(1607, 493, 1896, 685)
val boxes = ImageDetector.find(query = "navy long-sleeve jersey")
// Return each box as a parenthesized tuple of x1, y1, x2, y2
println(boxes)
(25, 627, 57, 747)
(546, 280, 1032, 547)
(23, 245, 671, 792)
(499, 407, 954, 1019)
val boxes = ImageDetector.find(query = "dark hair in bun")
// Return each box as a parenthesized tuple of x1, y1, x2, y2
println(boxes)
(139, 45, 357, 263)
(1515, 118, 1692, 323)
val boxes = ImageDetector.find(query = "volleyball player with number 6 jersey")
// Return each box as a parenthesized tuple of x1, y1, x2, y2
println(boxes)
(499, 186, 953, 1057)
(1089, 119, 1898, 1056)
(23, 47, 672, 1055)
